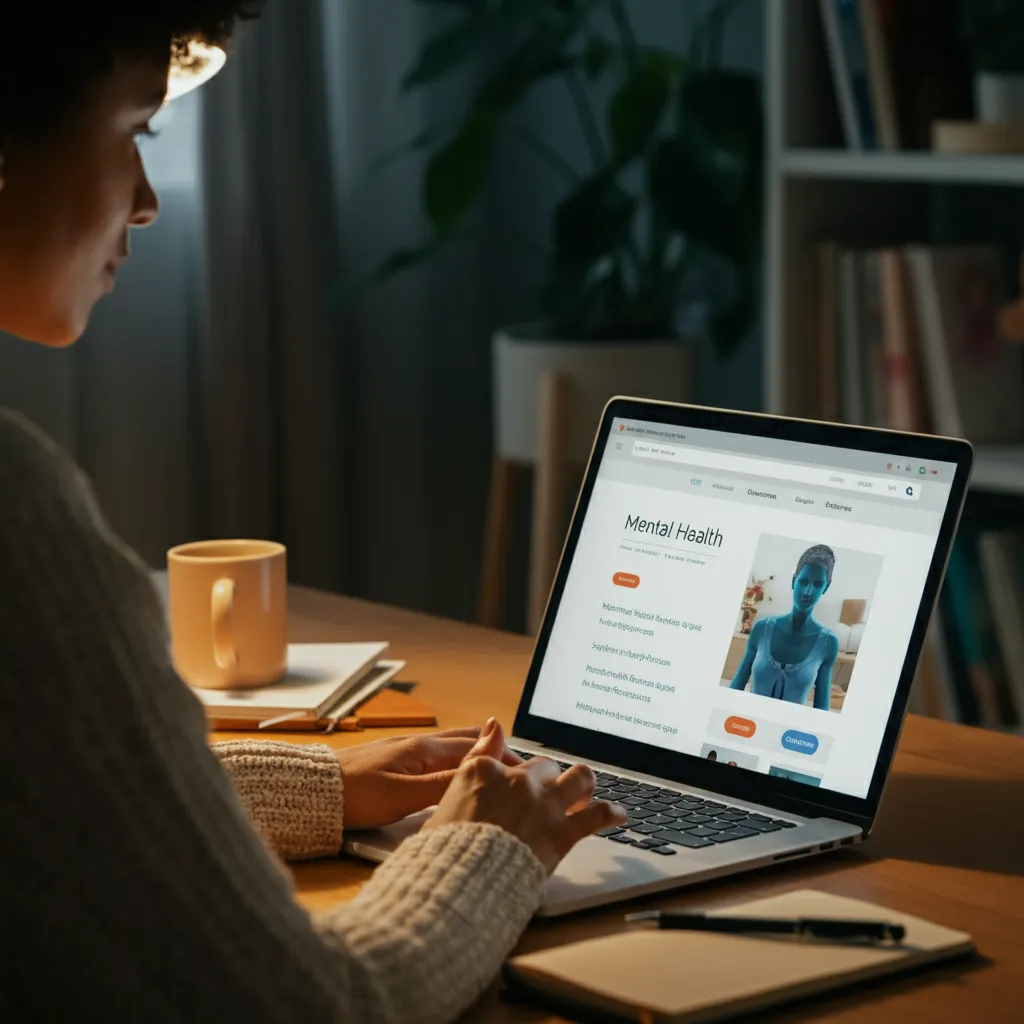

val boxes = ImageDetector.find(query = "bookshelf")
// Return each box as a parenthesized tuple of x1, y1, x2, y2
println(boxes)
(763, 0, 1024, 495)
(763, 1, 1024, 731)
(784, 150, 1024, 186)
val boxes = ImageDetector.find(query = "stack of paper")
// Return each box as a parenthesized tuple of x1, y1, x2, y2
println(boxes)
(192, 642, 394, 729)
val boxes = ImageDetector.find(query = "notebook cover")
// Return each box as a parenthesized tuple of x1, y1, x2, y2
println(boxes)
(503, 889, 973, 1023)
(194, 642, 389, 719)
(338, 688, 437, 730)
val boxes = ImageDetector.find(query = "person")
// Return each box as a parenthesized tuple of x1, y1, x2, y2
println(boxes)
(706, 749, 718, 761)
(0, 6, 626, 1020)
(728, 761, 738, 767)
(729, 545, 840, 711)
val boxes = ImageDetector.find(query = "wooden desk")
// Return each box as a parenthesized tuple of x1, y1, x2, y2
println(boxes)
(213, 585, 1024, 1023)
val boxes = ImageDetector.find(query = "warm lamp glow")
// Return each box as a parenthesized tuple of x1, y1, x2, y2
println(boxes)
(839, 599, 867, 627)
(165, 41, 227, 102)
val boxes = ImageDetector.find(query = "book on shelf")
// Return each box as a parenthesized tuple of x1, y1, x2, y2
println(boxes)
(819, 0, 876, 149)
(815, 243, 1024, 443)
(812, 242, 1024, 729)
(976, 532, 1024, 726)
(819, 0, 972, 152)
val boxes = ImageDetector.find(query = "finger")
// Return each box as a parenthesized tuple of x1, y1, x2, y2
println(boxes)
(431, 727, 483, 740)
(464, 718, 506, 763)
(550, 763, 596, 812)
(392, 768, 461, 810)
(564, 800, 628, 846)
(414, 736, 479, 772)
(500, 744, 525, 766)
(521, 755, 562, 785)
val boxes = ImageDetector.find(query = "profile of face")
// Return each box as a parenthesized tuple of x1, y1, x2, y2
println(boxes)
(0, 61, 164, 346)
(792, 561, 830, 614)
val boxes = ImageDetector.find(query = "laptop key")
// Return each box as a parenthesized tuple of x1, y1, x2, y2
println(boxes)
(778, 820, 798, 828)
(644, 815, 678, 827)
(624, 807, 654, 820)
(596, 827, 625, 837)
(650, 845, 677, 856)
(679, 813, 713, 825)
(621, 796, 649, 807)
(702, 801, 726, 810)
(608, 833, 637, 845)
(716, 811, 748, 822)
(709, 826, 759, 843)
(652, 830, 715, 849)
(604, 789, 634, 801)
(664, 807, 694, 819)
(635, 838, 668, 849)
(631, 822, 666, 835)
(644, 800, 671, 812)
(747, 814, 772, 822)
(683, 825, 719, 838)
(738, 818, 782, 833)
(595, 772, 617, 783)
(671, 799, 705, 810)
(636, 783, 660, 792)
(613, 778, 639, 789)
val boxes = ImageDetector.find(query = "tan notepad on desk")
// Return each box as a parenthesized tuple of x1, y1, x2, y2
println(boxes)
(503, 890, 973, 1023)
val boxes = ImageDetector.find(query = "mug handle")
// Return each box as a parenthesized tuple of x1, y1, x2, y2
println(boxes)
(211, 578, 238, 672)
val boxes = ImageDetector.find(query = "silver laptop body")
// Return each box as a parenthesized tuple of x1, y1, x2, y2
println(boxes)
(344, 400, 971, 916)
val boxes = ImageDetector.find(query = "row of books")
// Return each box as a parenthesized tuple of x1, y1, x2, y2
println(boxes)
(819, 0, 972, 151)
(915, 528, 1024, 730)
(813, 243, 1024, 729)
(814, 244, 1024, 443)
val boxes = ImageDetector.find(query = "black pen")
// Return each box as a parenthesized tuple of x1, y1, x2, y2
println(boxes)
(625, 911, 906, 944)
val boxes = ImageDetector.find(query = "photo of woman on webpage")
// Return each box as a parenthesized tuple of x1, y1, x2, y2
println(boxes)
(729, 545, 840, 711)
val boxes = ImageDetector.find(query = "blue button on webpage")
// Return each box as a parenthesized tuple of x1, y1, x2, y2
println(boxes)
(781, 729, 819, 755)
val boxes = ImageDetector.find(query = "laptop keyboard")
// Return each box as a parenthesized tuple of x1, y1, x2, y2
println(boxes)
(512, 751, 798, 856)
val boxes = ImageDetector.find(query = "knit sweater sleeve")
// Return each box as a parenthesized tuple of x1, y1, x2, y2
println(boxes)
(0, 410, 546, 1023)
(213, 739, 346, 861)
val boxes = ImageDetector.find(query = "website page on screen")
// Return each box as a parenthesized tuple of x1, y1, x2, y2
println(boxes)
(528, 418, 957, 799)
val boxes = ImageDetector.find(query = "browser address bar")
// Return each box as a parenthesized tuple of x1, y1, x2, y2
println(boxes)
(631, 440, 921, 501)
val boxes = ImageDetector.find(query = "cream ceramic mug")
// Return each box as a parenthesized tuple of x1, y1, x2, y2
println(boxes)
(167, 539, 288, 690)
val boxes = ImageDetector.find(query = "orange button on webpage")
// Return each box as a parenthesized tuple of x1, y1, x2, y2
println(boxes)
(612, 572, 640, 588)
(725, 715, 756, 738)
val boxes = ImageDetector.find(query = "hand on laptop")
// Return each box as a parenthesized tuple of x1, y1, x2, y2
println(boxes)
(336, 727, 523, 831)
(425, 719, 628, 874)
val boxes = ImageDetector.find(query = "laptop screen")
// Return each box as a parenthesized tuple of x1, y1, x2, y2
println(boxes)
(528, 416, 958, 800)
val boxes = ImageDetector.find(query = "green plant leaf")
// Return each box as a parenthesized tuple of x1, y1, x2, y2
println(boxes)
(648, 131, 737, 258)
(552, 174, 636, 272)
(476, 6, 591, 110)
(423, 111, 497, 237)
(609, 62, 671, 167)
(402, 14, 493, 92)
(582, 34, 614, 79)
(332, 243, 439, 306)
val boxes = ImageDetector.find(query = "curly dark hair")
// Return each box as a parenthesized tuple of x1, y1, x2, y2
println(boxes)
(0, 2, 262, 142)
(795, 544, 836, 587)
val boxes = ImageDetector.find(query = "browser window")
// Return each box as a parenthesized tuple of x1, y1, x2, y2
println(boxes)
(528, 417, 956, 799)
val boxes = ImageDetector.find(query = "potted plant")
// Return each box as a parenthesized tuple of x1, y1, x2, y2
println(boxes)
(370, 0, 762, 464)
(959, 0, 1024, 122)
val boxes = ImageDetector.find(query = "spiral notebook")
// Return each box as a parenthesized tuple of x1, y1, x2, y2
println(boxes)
(503, 889, 973, 1023)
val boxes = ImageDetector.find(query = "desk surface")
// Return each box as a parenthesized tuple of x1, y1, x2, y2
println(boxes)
(213, 585, 1024, 1023)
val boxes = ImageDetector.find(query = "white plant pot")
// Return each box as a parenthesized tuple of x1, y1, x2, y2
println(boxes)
(975, 72, 1024, 123)
(493, 325, 694, 464)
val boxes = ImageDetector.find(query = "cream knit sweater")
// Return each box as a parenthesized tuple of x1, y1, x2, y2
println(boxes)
(0, 409, 547, 1022)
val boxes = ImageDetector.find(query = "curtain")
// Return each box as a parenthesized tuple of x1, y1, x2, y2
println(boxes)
(198, 0, 493, 615)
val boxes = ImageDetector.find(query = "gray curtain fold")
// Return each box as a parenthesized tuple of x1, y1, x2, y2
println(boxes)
(199, 1, 344, 591)
(198, 0, 494, 616)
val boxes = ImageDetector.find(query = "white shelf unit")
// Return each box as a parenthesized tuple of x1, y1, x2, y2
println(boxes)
(762, 0, 1024, 495)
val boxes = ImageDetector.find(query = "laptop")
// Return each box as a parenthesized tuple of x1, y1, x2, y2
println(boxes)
(344, 398, 973, 916)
